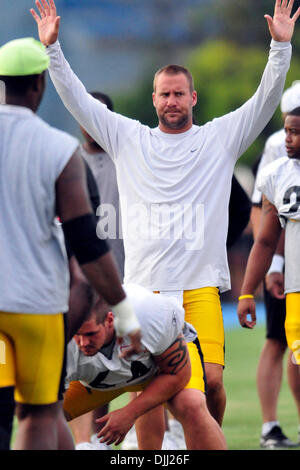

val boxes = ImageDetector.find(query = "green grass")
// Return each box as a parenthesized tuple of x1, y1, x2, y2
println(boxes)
(222, 325, 299, 450)
(11, 325, 300, 450)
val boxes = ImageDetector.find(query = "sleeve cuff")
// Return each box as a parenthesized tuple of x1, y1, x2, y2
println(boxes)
(45, 40, 60, 54)
(270, 39, 291, 49)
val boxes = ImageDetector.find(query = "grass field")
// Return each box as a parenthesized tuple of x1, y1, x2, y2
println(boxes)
(11, 324, 300, 451)
(221, 325, 299, 450)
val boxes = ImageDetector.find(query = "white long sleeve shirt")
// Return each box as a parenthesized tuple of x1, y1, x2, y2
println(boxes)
(47, 40, 291, 292)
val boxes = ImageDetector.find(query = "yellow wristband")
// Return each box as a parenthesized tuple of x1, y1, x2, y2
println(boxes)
(238, 294, 254, 301)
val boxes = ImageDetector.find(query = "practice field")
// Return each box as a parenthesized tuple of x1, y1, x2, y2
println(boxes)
(223, 324, 299, 450)
(10, 305, 300, 450)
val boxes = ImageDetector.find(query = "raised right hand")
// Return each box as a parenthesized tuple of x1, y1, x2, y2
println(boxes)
(30, 0, 60, 46)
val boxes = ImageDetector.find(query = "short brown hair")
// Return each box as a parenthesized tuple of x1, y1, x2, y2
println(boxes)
(88, 296, 111, 325)
(153, 65, 194, 94)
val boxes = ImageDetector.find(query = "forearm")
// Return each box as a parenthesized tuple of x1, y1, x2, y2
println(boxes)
(80, 252, 126, 306)
(46, 41, 108, 146)
(239, 40, 291, 155)
(250, 206, 262, 241)
(241, 240, 276, 295)
(218, 41, 291, 158)
(125, 372, 190, 422)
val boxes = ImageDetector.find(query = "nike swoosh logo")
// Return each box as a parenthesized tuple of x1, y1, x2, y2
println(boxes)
(190, 149, 198, 152)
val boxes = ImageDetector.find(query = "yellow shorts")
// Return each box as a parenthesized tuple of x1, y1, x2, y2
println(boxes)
(64, 381, 150, 421)
(183, 287, 225, 367)
(153, 287, 224, 393)
(0, 311, 66, 405)
(285, 293, 300, 365)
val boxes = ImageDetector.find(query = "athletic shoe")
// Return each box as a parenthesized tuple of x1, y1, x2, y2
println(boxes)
(121, 426, 138, 450)
(91, 433, 113, 450)
(168, 419, 186, 450)
(162, 431, 179, 450)
(75, 441, 102, 450)
(260, 425, 299, 449)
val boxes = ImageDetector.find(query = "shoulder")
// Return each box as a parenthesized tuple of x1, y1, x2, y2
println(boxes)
(257, 128, 286, 172)
(257, 157, 289, 193)
(261, 156, 289, 178)
(265, 128, 285, 149)
(34, 114, 79, 149)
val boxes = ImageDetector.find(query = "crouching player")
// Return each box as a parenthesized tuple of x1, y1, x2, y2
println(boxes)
(64, 284, 227, 450)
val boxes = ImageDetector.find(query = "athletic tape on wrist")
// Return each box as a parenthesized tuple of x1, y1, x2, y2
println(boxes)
(267, 254, 284, 275)
(112, 297, 140, 337)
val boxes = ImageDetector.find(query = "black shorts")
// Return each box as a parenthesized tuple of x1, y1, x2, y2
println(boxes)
(264, 284, 287, 345)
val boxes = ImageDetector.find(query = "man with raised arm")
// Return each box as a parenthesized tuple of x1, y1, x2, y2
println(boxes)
(31, 0, 299, 443)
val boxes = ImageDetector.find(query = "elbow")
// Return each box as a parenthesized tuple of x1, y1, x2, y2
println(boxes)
(256, 237, 278, 254)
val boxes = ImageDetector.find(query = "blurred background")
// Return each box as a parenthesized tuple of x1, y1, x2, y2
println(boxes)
(2, 0, 300, 308)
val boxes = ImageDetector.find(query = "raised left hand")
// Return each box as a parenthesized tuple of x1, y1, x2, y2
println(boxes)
(265, 0, 300, 42)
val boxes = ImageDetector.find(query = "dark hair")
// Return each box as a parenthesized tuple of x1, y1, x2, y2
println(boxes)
(153, 64, 194, 94)
(87, 296, 111, 325)
(90, 91, 114, 111)
(287, 106, 300, 117)
(0, 74, 42, 96)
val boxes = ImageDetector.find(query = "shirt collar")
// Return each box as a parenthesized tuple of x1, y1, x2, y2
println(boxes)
(0, 104, 34, 117)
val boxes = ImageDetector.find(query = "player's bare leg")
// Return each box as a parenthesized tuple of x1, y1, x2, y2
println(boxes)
(168, 388, 227, 450)
(135, 399, 165, 450)
(57, 404, 75, 450)
(69, 411, 94, 445)
(205, 363, 226, 425)
(256, 339, 286, 423)
(14, 402, 73, 450)
(287, 350, 300, 427)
